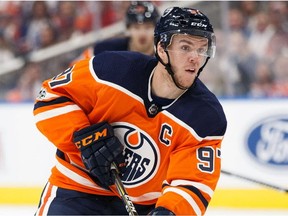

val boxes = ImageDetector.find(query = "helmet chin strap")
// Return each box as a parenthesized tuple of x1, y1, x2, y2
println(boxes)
(155, 50, 188, 90)
(155, 49, 210, 90)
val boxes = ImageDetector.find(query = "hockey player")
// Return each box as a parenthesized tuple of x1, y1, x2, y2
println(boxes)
(34, 7, 227, 215)
(72, 1, 159, 64)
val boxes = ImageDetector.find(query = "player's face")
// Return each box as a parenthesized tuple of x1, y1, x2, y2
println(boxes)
(128, 22, 155, 55)
(165, 34, 208, 89)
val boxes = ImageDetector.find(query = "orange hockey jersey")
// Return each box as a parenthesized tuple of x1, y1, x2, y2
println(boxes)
(33, 51, 227, 215)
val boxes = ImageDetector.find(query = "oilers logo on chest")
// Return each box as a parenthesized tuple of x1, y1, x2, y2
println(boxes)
(113, 122, 160, 188)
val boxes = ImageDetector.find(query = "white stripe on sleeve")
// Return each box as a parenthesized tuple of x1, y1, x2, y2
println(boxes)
(34, 104, 81, 123)
(55, 161, 107, 191)
(42, 184, 57, 215)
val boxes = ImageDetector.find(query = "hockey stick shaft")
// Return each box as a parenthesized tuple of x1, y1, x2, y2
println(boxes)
(111, 165, 139, 216)
(221, 169, 288, 193)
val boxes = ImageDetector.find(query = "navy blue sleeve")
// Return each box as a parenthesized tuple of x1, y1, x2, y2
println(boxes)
(93, 38, 130, 55)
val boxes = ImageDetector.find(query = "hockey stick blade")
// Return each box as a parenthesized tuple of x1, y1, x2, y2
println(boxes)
(221, 169, 288, 193)
(111, 164, 139, 216)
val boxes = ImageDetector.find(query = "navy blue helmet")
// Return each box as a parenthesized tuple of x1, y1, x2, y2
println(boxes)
(154, 7, 216, 58)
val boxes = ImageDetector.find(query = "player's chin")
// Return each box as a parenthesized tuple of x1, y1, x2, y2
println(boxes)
(183, 77, 197, 87)
(184, 72, 197, 80)
(177, 80, 195, 89)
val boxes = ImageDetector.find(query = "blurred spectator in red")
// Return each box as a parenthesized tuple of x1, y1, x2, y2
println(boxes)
(53, 1, 77, 41)
(270, 55, 288, 97)
(0, 1, 21, 41)
(74, 1, 93, 33)
(0, 2, 22, 54)
(100, 1, 119, 27)
(0, 1, 21, 16)
(113, 2, 132, 22)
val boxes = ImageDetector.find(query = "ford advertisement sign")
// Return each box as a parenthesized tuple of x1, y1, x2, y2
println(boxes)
(246, 115, 288, 166)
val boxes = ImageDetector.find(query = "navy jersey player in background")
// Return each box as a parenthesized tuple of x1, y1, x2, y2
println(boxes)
(71, 1, 160, 64)
(34, 7, 227, 215)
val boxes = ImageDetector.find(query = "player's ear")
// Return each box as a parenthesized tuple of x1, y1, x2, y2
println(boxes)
(157, 42, 166, 56)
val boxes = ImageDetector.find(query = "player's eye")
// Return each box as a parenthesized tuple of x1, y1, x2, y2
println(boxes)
(180, 45, 191, 52)
(197, 47, 207, 54)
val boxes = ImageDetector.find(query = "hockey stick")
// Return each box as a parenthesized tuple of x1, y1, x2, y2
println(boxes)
(221, 169, 288, 193)
(111, 164, 139, 216)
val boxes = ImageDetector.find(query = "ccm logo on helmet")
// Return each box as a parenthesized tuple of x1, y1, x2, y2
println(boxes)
(191, 22, 208, 28)
(75, 128, 108, 149)
(113, 122, 160, 188)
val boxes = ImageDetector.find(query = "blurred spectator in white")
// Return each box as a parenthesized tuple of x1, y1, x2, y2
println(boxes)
(0, 30, 15, 62)
(5, 63, 42, 102)
(247, 12, 275, 59)
(226, 31, 258, 96)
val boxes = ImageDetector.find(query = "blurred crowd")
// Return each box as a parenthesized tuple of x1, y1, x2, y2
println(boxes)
(0, 1, 287, 102)
(201, 1, 288, 98)
(0, 1, 141, 101)
(0, 1, 136, 56)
